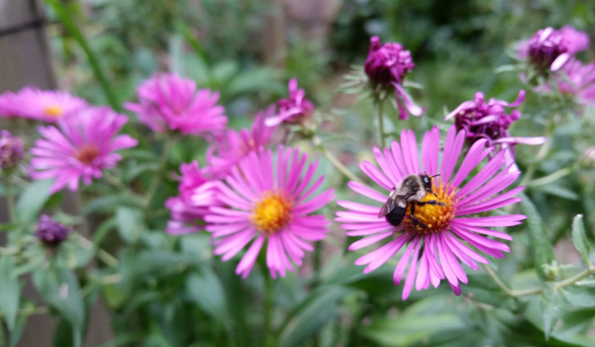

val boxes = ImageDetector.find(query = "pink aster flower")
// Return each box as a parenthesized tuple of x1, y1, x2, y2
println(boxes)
(30, 106, 138, 193)
(555, 59, 595, 107)
(207, 106, 278, 179)
(204, 146, 335, 279)
(165, 161, 222, 235)
(265, 79, 314, 127)
(519, 26, 589, 72)
(364, 36, 423, 120)
(445, 90, 546, 171)
(335, 126, 527, 299)
(0, 87, 87, 121)
(125, 73, 227, 135)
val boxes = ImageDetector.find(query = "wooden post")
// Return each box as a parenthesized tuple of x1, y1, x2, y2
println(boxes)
(0, 1, 113, 346)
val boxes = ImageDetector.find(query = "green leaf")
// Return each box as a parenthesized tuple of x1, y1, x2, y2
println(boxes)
(562, 286, 595, 308)
(82, 194, 141, 215)
(521, 195, 555, 281)
(0, 222, 20, 232)
(571, 215, 591, 266)
(541, 282, 563, 340)
(33, 266, 84, 347)
(278, 286, 353, 347)
(115, 207, 144, 243)
(0, 257, 20, 331)
(186, 269, 228, 325)
(16, 179, 53, 223)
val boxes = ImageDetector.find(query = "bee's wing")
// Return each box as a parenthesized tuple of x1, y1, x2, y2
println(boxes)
(378, 198, 397, 218)
(378, 190, 399, 218)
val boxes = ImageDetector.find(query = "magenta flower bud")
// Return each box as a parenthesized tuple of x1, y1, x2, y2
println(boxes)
(520, 26, 589, 72)
(0, 130, 24, 170)
(363, 36, 423, 120)
(35, 215, 72, 246)
(445, 90, 546, 171)
(265, 79, 314, 127)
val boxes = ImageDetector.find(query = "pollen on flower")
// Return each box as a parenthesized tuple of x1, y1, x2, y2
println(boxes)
(43, 105, 63, 117)
(404, 182, 457, 234)
(251, 191, 292, 234)
(74, 144, 100, 165)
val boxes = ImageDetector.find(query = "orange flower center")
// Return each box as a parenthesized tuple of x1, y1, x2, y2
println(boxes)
(74, 144, 100, 165)
(404, 182, 457, 234)
(43, 105, 63, 117)
(251, 191, 292, 234)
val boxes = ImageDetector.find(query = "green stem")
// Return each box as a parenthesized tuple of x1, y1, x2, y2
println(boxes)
(3, 172, 16, 223)
(482, 263, 595, 297)
(314, 137, 363, 184)
(375, 98, 386, 148)
(519, 116, 554, 187)
(264, 274, 274, 347)
(45, 0, 120, 111)
(312, 241, 322, 288)
(526, 167, 573, 187)
(144, 137, 174, 207)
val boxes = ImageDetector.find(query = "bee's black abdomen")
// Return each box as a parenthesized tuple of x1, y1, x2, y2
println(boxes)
(385, 206, 406, 227)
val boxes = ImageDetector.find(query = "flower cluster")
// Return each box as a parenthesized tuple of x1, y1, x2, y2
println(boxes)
(519, 26, 589, 72)
(0, 88, 87, 121)
(336, 126, 526, 299)
(265, 79, 314, 127)
(445, 90, 546, 171)
(364, 36, 423, 119)
(125, 73, 227, 136)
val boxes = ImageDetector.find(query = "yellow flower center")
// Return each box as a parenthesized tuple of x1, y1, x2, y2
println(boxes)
(404, 182, 457, 234)
(251, 191, 292, 234)
(74, 144, 100, 165)
(43, 105, 63, 117)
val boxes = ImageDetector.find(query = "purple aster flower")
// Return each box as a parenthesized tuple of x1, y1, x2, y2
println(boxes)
(30, 106, 138, 193)
(0, 130, 24, 169)
(364, 36, 423, 120)
(125, 73, 228, 136)
(36, 215, 72, 245)
(165, 161, 223, 235)
(335, 125, 526, 299)
(0, 88, 87, 121)
(445, 90, 546, 171)
(265, 79, 314, 127)
(556, 59, 595, 107)
(519, 26, 589, 72)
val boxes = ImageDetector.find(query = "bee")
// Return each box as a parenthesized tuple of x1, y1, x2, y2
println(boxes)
(378, 173, 446, 228)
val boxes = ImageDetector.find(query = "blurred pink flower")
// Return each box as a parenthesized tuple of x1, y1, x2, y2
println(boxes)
(165, 161, 223, 235)
(336, 126, 526, 299)
(207, 106, 278, 178)
(265, 79, 314, 127)
(556, 59, 595, 107)
(364, 36, 423, 119)
(0, 88, 87, 121)
(445, 90, 546, 171)
(30, 106, 138, 193)
(519, 26, 589, 72)
(125, 73, 227, 135)
(205, 146, 335, 279)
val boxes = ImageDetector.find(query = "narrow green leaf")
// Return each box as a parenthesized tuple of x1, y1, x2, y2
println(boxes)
(115, 207, 144, 243)
(562, 286, 595, 308)
(0, 257, 20, 331)
(186, 269, 228, 325)
(16, 179, 53, 223)
(541, 282, 563, 340)
(571, 215, 591, 266)
(0, 222, 20, 232)
(521, 195, 555, 281)
(278, 286, 353, 347)
(33, 267, 84, 347)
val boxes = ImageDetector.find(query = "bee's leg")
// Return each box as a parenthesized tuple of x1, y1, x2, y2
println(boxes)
(409, 203, 428, 229)
(416, 200, 447, 207)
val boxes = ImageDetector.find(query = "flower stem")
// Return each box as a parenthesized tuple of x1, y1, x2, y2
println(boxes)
(375, 98, 386, 148)
(264, 274, 274, 347)
(144, 136, 174, 207)
(526, 167, 573, 187)
(3, 172, 16, 223)
(482, 263, 595, 297)
(314, 138, 363, 184)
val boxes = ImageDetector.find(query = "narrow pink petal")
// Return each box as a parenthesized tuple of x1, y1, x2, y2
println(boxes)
(236, 234, 265, 278)
(348, 231, 393, 251)
(400, 130, 420, 174)
(363, 233, 412, 273)
(390, 142, 409, 179)
(393, 236, 418, 285)
(450, 220, 513, 241)
(337, 200, 379, 213)
(439, 127, 465, 183)
(402, 238, 422, 300)
(450, 139, 489, 188)
(373, 147, 400, 186)
(360, 161, 392, 190)
(348, 181, 387, 202)
(456, 186, 524, 215)
(453, 215, 526, 227)
(456, 151, 506, 198)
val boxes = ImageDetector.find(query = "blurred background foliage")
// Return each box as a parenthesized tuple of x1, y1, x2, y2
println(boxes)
(11, 0, 595, 346)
